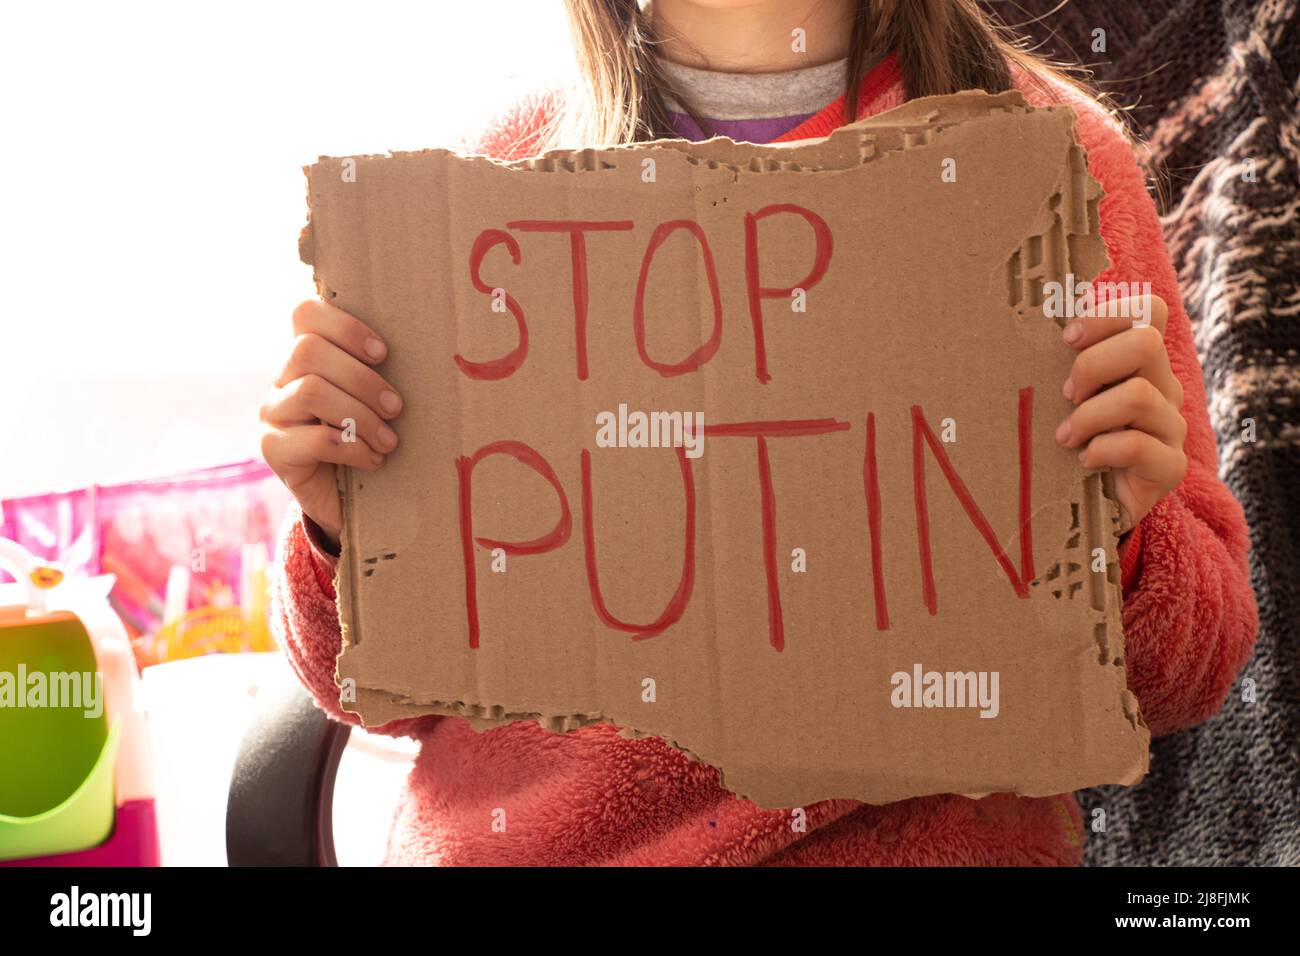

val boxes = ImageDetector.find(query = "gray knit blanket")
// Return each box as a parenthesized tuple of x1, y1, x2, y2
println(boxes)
(990, 0, 1299, 865)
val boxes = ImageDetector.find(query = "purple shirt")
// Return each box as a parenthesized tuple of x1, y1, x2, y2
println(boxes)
(658, 55, 848, 146)
(665, 111, 816, 145)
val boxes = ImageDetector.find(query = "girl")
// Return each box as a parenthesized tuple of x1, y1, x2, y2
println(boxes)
(258, 0, 1258, 865)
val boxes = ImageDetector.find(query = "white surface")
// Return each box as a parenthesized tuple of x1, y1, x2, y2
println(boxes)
(140, 652, 416, 866)
(334, 728, 421, 865)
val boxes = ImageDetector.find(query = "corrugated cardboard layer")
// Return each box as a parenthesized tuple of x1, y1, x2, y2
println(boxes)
(302, 90, 1149, 808)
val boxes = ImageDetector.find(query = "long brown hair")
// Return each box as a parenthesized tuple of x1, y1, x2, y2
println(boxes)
(540, 0, 1102, 151)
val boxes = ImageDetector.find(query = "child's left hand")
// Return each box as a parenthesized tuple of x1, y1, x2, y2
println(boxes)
(1054, 293, 1188, 532)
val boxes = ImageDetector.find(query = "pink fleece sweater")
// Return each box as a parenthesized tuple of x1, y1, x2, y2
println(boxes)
(272, 53, 1259, 866)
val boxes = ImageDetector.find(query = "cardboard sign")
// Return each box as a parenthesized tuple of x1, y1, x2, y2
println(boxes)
(301, 90, 1149, 808)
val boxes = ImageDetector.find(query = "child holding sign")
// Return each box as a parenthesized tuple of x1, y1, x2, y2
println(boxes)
(259, 0, 1257, 865)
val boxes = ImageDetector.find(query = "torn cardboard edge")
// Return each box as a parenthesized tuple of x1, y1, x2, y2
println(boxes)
(303, 89, 1150, 808)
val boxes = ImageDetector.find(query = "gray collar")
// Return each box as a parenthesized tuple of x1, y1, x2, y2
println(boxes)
(659, 56, 849, 120)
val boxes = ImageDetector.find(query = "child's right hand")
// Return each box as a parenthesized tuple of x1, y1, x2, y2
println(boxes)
(259, 300, 402, 547)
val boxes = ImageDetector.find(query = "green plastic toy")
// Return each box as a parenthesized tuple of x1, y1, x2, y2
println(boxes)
(0, 543, 119, 862)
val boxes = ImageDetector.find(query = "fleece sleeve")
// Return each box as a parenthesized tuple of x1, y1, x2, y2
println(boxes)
(1071, 100, 1259, 737)
(270, 501, 436, 738)
(463, 89, 561, 160)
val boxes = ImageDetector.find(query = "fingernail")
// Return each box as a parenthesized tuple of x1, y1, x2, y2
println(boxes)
(1055, 421, 1070, 444)
(1062, 378, 1076, 401)
(365, 337, 387, 361)
(370, 452, 384, 467)
(1063, 321, 1083, 344)
(377, 424, 397, 450)
(380, 390, 402, 414)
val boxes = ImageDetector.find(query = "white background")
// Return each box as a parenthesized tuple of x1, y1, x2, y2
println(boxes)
(0, 0, 569, 497)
